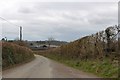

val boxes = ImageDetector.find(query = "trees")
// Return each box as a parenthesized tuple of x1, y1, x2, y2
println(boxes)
(48, 37, 54, 47)
(1, 37, 7, 41)
(14, 37, 19, 41)
(105, 27, 116, 53)
(1, 38, 5, 41)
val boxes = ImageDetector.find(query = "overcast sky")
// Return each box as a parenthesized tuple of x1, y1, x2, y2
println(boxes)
(0, 0, 118, 41)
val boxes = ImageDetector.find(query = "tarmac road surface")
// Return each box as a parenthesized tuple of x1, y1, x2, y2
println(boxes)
(3, 55, 99, 78)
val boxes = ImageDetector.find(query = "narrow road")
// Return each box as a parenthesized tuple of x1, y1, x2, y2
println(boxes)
(3, 55, 99, 78)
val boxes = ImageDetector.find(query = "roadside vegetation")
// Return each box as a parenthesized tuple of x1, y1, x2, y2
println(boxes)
(36, 25, 120, 78)
(38, 51, 118, 78)
(2, 42, 35, 69)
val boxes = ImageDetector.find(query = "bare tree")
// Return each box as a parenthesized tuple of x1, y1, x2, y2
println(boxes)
(14, 37, 19, 41)
(105, 27, 115, 53)
(48, 37, 54, 47)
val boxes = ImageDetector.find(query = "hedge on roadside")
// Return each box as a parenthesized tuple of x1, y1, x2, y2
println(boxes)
(2, 42, 35, 69)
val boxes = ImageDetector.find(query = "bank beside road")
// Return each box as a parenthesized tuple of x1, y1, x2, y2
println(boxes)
(2, 42, 35, 70)
(36, 49, 118, 78)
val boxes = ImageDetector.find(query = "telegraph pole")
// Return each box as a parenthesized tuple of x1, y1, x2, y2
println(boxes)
(20, 26, 22, 41)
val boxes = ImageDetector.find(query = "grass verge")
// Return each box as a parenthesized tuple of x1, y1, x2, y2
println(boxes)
(36, 52, 119, 78)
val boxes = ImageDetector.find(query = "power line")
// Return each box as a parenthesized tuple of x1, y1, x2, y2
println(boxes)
(0, 17, 23, 41)
(0, 17, 20, 27)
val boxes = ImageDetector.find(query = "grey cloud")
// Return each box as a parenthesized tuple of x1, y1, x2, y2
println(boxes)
(19, 7, 33, 14)
(1, 2, 118, 41)
(88, 14, 117, 25)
